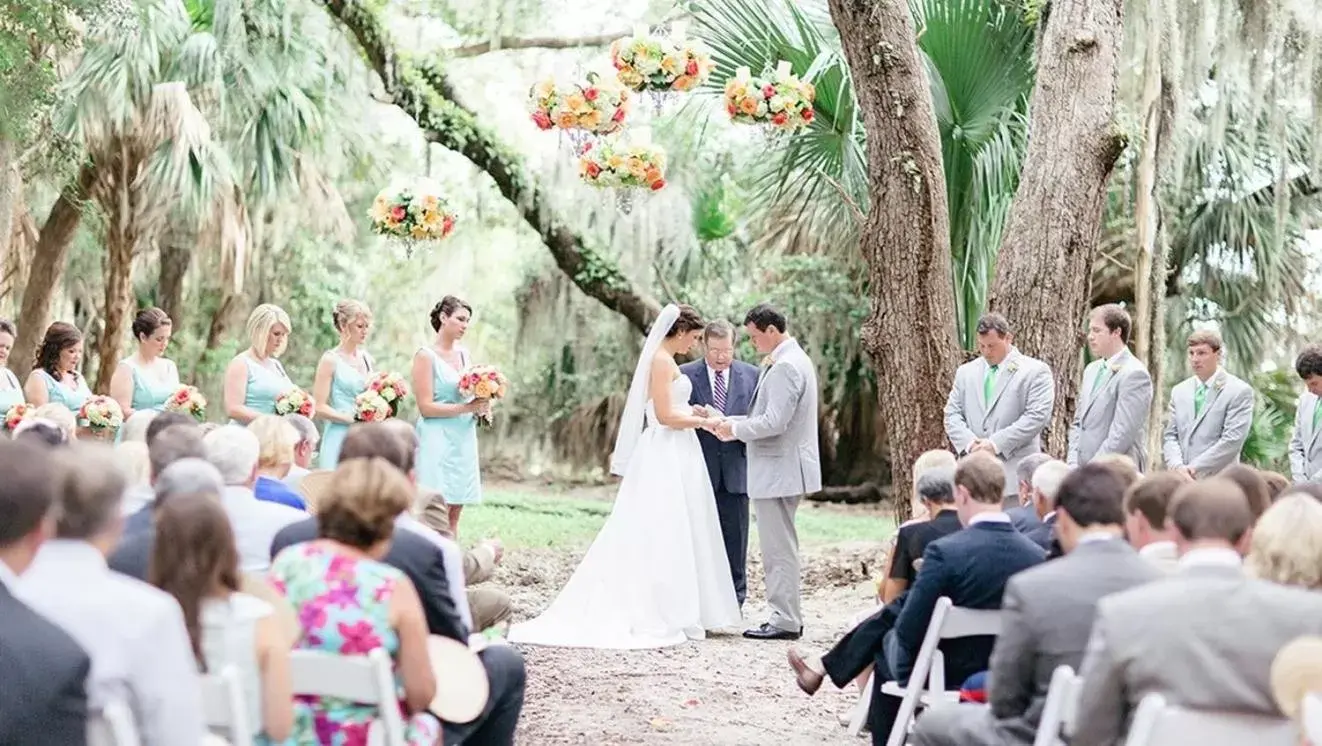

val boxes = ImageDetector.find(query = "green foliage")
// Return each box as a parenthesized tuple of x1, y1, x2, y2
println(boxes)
(1240, 368, 1298, 474)
(0, 0, 99, 141)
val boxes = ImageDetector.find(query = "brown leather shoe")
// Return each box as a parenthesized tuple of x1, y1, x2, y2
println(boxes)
(788, 647, 824, 696)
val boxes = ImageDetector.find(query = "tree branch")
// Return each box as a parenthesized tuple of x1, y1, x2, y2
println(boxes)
(450, 30, 628, 58)
(315, 0, 661, 335)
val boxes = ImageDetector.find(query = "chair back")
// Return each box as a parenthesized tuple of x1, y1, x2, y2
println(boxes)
(1033, 665, 1082, 746)
(288, 648, 406, 746)
(200, 665, 254, 746)
(87, 701, 140, 746)
(1123, 693, 1298, 746)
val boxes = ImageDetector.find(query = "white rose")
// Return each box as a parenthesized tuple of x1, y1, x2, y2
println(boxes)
(768, 95, 785, 113)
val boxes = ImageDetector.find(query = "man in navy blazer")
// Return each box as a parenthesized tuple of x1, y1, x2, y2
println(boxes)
(681, 320, 761, 606)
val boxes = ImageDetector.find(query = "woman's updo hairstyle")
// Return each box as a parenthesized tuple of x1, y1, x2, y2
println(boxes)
(429, 295, 473, 332)
(332, 299, 372, 332)
(664, 305, 704, 338)
(131, 307, 171, 341)
(34, 322, 82, 378)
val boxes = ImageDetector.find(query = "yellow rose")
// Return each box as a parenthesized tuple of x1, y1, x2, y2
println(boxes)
(555, 112, 577, 129)
(410, 224, 429, 239)
(564, 93, 588, 113)
(606, 154, 625, 170)
(660, 55, 681, 75)
(580, 109, 603, 129)
(368, 197, 391, 222)
(533, 79, 555, 100)
(739, 96, 759, 115)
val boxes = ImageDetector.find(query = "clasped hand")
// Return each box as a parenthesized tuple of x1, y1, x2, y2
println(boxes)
(692, 406, 736, 441)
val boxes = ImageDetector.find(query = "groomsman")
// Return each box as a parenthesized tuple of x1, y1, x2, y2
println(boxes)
(682, 320, 759, 606)
(1288, 344, 1322, 483)
(1068, 304, 1154, 470)
(944, 313, 1055, 500)
(1161, 330, 1254, 477)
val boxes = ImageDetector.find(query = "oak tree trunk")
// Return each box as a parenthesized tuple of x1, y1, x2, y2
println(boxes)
(12, 162, 96, 379)
(987, 0, 1128, 457)
(96, 221, 139, 392)
(158, 240, 191, 328)
(829, 0, 961, 521)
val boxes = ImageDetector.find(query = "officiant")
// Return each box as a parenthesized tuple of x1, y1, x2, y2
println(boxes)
(682, 320, 760, 606)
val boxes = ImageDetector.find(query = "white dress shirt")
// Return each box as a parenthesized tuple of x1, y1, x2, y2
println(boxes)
(395, 512, 472, 634)
(17, 540, 204, 746)
(967, 511, 1012, 526)
(1178, 546, 1242, 570)
(120, 484, 154, 516)
(282, 464, 310, 491)
(221, 485, 305, 572)
(1138, 540, 1178, 573)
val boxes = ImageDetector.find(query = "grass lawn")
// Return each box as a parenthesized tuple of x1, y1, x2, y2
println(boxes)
(459, 485, 894, 550)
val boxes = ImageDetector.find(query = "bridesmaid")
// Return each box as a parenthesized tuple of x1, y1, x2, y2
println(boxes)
(23, 322, 92, 417)
(109, 307, 180, 419)
(312, 299, 374, 469)
(0, 320, 24, 416)
(224, 304, 297, 424)
(411, 295, 486, 537)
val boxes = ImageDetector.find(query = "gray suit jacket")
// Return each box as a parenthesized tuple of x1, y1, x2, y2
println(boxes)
(1289, 391, 1322, 483)
(0, 583, 90, 746)
(1161, 370, 1254, 476)
(986, 540, 1158, 745)
(1072, 563, 1322, 746)
(944, 348, 1055, 496)
(731, 338, 821, 499)
(1068, 349, 1154, 470)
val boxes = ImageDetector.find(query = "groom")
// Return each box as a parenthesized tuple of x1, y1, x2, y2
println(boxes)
(714, 303, 821, 640)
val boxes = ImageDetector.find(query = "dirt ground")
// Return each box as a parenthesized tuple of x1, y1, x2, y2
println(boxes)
(494, 542, 889, 745)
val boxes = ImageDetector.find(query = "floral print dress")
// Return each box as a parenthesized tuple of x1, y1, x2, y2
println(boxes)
(269, 543, 441, 746)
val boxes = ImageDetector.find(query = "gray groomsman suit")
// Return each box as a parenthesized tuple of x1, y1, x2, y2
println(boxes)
(730, 338, 821, 634)
(1161, 369, 1254, 477)
(1071, 556, 1322, 746)
(1288, 391, 1322, 483)
(944, 347, 1055, 497)
(1068, 348, 1154, 470)
(0, 579, 91, 746)
(911, 539, 1157, 746)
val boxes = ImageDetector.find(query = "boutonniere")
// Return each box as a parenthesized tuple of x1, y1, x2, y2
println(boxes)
(1108, 360, 1123, 374)
(760, 355, 774, 368)
(1213, 374, 1226, 391)
(1006, 361, 1020, 373)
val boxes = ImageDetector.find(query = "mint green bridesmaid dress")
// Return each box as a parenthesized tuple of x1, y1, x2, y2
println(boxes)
(231, 355, 293, 423)
(318, 353, 371, 469)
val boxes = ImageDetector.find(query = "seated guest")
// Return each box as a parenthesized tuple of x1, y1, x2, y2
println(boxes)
(873, 450, 959, 600)
(1219, 463, 1271, 519)
(1093, 452, 1140, 490)
(270, 458, 441, 744)
(120, 423, 207, 536)
(116, 440, 152, 515)
(880, 467, 962, 604)
(789, 453, 1045, 741)
(109, 458, 226, 578)
(1270, 637, 1322, 742)
(1123, 471, 1184, 573)
(0, 440, 91, 746)
(144, 410, 196, 444)
(14, 417, 67, 446)
(151, 494, 293, 744)
(33, 403, 76, 441)
(282, 413, 318, 491)
(1022, 460, 1070, 551)
(1262, 471, 1291, 502)
(1071, 478, 1322, 746)
(17, 443, 204, 746)
(1247, 494, 1322, 590)
(1007, 453, 1052, 533)
(119, 408, 158, 444)
(205, 424, 304, 571)
(247, 415, 307, 510)
(911, 464, 1158, 746)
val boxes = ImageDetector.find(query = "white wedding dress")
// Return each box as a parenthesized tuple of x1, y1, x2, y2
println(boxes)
(508, 374, 743, 649)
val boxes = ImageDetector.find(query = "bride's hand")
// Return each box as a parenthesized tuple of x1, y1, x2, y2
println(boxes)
(692, 405, 712, 418)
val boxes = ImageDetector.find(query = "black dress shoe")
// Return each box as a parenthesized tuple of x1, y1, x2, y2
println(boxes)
(743, 623, 801, 640)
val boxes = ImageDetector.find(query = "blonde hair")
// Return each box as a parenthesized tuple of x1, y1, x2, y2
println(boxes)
(247, 414, 298, 469)
(115, 441, 151, 486)
(120, 409, 158, 444)
(246, 304, 291, 357)
(1247, 495, 1322, 589)
(33, 403, 76, 440)
(1270, 636, 1322, 720)
(332, 299, 372, 332)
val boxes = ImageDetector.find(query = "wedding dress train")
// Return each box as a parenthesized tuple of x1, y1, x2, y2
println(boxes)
(508, 375, 742, 649)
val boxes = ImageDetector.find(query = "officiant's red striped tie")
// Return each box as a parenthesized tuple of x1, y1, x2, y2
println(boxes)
(714, 369, 727, 414)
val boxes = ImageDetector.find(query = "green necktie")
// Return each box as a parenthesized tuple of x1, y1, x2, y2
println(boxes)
(1091, 363, 1108, 394)
(983, 364, 999, 402)
(1194, 382, 1207, 417)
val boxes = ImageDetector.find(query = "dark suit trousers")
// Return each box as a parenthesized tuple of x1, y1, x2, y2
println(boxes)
(441, 645, 526, 746)
(819, 604, 906, 742)
(715, 488, 750, 605)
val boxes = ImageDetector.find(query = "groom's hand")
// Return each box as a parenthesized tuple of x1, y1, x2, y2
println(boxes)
(714, 421, 735, 441)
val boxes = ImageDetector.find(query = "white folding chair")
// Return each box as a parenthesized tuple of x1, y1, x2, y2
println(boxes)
(87, 700, 140, 746)
(289, 648, 406, 746)
(1123, 692, 1298, 746)
(200, 665, 254, 746)
(1032, 665, 1082, 746)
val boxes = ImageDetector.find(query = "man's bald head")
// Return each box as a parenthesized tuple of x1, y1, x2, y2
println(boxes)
(1170, 477, 1255, 550)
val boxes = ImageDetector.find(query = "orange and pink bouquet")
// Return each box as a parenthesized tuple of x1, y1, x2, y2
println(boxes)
(365, 371, 408, 416)
(79, 395, 124, 433)
(354, 391, 393, 422)
(723, 62, 816, 130)
(4, 403, 34, 431)
(578, 133, 667, 192)
(458, 364, 508, 428)
(610, 24, 714, 93)
(164, 385, 207, 421)
(368, 177, 457, 243)
(528, 72, 631, 135)
(275, 387, 314, 417)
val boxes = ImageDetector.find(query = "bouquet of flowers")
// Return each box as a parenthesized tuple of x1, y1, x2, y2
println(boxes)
(164, 385, 207, 422)
(354, 391, 393, 422)
(4, 403, 34, 431)
(367, 177, 457, 243)
(610, 24, 714, 93)
(457, 365, 509, 428)
(79, 395, 124, 433)
(528, 72, 631, 135)
(275, 387, 314, 417)
(723, 62, 816, 130)
(365, 371, 409, 417)
(578, 135, 667, 192)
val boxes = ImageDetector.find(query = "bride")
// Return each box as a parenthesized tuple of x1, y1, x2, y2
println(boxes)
(509, 304, 743, 648)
